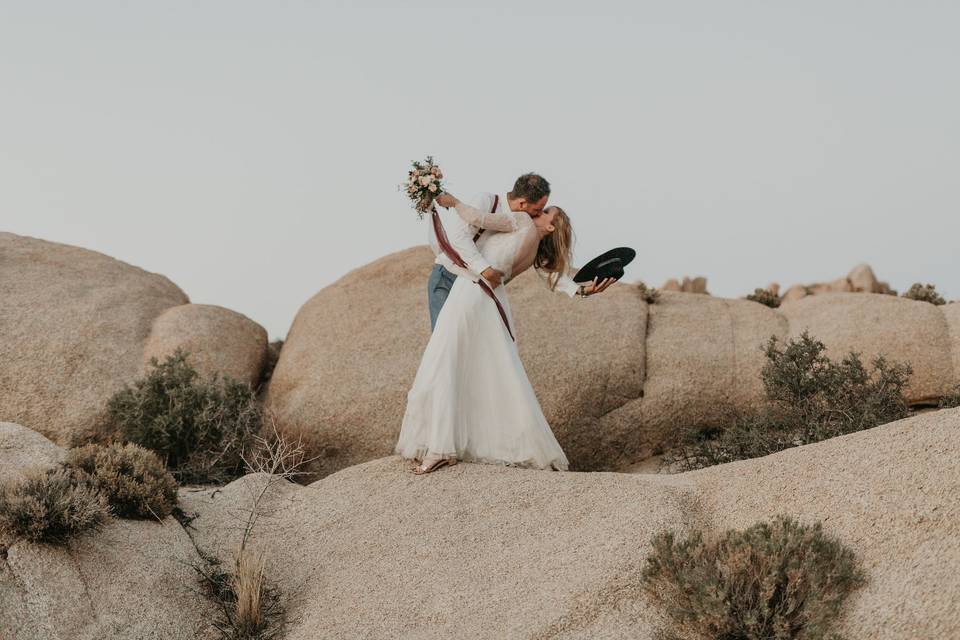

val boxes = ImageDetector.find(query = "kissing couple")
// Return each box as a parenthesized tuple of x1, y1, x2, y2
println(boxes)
(394, 173, 616, 475)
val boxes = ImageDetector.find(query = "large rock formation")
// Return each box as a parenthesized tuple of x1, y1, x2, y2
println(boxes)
(142, 303, 268, 387)
(177, 408, 960, 639)
(0, 233, 189, 446)
(780, 292, 956, 403)
(0, 233, 269, 446)
(266, 247, 960, 477)
(0, 424, 217, 640)
(2, 407, 956, 638)
(263, 247, 647, 477)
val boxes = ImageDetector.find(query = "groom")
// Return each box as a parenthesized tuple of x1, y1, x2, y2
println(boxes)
(425, 173, 551, 330)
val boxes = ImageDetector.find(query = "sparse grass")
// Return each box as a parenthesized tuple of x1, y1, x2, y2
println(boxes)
(189, 416, 309, 639)
(939, 386, 960, 409)
(641, 515, 866, 640)
(901, 283, 946, 305)
(106, 349, 263, 485)
(194, 547, 285, 640)
(745, 288, 781, 308)
(637, 281, 661, 304)
(63, 443, 178, 520)
(666, 331, 912, 470)
(0, 467, 111, 544)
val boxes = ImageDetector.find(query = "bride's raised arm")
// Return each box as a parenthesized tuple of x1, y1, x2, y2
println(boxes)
(436, 192, 517, 232)
(536, 266, 581, 297)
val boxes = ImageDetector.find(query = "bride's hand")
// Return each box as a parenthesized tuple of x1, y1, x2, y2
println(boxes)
(582, 277, 616, 296)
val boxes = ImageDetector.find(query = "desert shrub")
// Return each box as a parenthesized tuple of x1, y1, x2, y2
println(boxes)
(63, 443, 178, 519)
(0, 467, 111, 544)
(745, 288, 781, 308)
(667, 331, 912, 470)
(939, 386, 960, 409)
(901, 283, 946, 305)
(637, 281, 661, 304)
(642, 516, 866, 640)
(106, 349, 263, 485)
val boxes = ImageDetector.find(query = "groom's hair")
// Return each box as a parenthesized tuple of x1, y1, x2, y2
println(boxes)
(510, 173, 551, 202)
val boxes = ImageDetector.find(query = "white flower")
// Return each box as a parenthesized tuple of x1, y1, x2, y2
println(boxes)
(428, 183, 438, 192)
(419, 176, 431, 186)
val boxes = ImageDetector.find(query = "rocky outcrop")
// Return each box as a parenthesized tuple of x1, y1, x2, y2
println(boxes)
(266, 248, 960, 477)
(1, 233, 271, 446)
(142, 303, 268, 387)
(178, 408, 960, 640)
(661, 275, 709, 294)
(0, 233, 189, 446)
(782, 263, 897, 303)
(0, 427, 217, 640)
(263, 247, 647, 477)
(3, 402, 956, 638)
(780, 292, 956, 403)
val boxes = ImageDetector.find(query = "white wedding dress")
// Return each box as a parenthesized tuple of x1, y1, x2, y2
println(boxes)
(395, 211, 570, 471)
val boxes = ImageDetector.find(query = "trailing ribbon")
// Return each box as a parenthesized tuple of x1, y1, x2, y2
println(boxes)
(430, 203, 515, 341)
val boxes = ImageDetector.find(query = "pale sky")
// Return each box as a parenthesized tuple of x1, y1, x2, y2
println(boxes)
(3, 1, 958, 338)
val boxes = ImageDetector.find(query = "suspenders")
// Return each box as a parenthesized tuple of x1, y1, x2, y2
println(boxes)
(429, 193, 515, 341)
(472, 194, 498, 243)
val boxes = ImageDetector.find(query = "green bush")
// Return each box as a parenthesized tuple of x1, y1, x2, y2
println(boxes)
(642, 516, 866, 640)
(637, 281, 660, 304)
(106, 349, 263, 485)
(0, 467, 111, 544)
(901, 283, 946, 305)
(668, 331, 912, 470)
(745, 288, 781, 308)
(64, 443, 178, 519)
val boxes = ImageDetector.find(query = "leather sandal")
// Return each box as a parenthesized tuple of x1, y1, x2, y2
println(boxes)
(413, 456, 457, 475)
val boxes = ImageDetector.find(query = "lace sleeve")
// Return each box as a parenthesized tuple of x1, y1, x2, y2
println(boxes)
(536, 266, 582, 297)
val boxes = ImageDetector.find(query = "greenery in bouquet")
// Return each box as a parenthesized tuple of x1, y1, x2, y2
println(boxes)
(402, 156, 444, 217)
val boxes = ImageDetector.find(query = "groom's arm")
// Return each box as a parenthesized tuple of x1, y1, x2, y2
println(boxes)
(442, 208, 496, 281)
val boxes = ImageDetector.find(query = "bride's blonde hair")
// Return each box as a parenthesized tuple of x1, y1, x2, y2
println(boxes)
(535, 206, 574, 291)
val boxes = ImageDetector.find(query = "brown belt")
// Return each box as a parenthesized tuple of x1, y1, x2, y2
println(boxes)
(431, 201, 514, 341)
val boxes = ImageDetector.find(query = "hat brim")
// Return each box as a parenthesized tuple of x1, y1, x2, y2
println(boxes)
(573, 247, 636, 283)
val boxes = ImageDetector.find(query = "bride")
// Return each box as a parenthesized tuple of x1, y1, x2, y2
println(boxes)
(394, 194, 613, 475)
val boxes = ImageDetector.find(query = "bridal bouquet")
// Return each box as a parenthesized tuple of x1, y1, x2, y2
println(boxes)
(402, 156, 444, 217)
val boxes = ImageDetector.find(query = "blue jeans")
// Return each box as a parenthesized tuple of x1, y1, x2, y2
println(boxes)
(427, 263, 457, 331)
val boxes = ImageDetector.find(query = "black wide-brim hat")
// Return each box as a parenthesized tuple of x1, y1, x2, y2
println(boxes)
(573, 247, 636, 283)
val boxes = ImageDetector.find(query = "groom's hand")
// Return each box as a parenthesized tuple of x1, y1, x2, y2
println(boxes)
(481, 267, 504, 288)
(435, 192, 458, 209)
